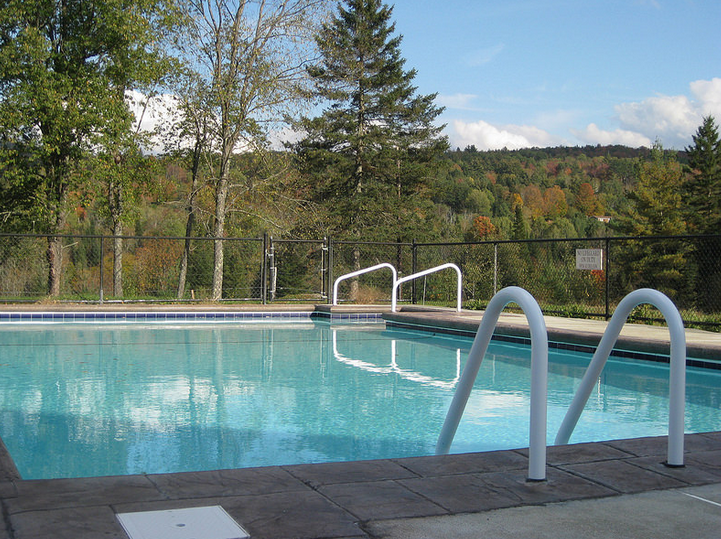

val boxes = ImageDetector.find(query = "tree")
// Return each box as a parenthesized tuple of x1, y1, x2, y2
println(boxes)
(576, 182, 601, 216)
(683, 116, 721, 310)
(165, 71, 214, 299)
(520, 184, 546, 219)
(0, 0, 178, 296)
(684, 115, 721, 234)
(511, 204, 529, 240)
(612, 144, 693, 300)
(292, 0, 448, 241)
(614, 145, 686, 237)
(542, 185, 567, 219)
(90, 145, 158, 297)
(473, 215, 496, 239)
(176, 0, 329, 300)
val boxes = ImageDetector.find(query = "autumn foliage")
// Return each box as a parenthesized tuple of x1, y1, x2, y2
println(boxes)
(473, 215, 496, 239)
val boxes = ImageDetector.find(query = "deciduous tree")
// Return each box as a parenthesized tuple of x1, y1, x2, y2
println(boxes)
(473, 215, 496, 239)
(176, 0, 329, 300)
(0, 0, 178, 296)
(576, 182, 601, 216)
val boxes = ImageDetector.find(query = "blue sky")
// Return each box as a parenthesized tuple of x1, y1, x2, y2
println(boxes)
(389, 0, 721, 150)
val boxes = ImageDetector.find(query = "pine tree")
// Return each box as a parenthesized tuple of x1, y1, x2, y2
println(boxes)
(292, 0, 448, 241)
(683, 116, 721, 311)
(612, 144, 694, 301)
(684, 115, 721, 234)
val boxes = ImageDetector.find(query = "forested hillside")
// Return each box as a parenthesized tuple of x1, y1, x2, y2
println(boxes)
(431, 144, 685, 242)
(0, 143, 702, 244)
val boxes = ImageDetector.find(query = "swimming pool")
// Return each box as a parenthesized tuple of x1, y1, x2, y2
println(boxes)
(0, 318, 719, 479)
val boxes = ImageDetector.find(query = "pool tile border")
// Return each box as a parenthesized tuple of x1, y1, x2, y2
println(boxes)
(0, 311, 386, 324)
(311, 311, 385, 322)
(0, 311, 308, 322)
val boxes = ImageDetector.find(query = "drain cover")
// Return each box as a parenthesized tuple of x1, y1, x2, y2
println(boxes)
(117, 505, 250, 539)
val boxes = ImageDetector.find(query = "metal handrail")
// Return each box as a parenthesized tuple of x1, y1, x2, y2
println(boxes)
(554, 288, 686, 466)
(391, 263, 462, 312)
(435, 286, 549, 481)
(332, 263, 398, 305)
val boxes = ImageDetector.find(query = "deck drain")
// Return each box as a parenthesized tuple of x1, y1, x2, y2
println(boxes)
(117, 505, 250, 539)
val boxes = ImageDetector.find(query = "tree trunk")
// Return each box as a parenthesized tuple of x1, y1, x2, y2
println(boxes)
(177, 150, 201, 299)
(108, 174, 124, 298)
(46, 235, 63, 297)
(46, 185, 68, 297)
(211, 175, 229, 301)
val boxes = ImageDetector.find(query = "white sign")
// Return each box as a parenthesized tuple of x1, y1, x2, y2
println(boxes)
(576, 249, 603, 270)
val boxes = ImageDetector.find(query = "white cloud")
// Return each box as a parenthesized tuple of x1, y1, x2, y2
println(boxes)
(451, 119, 562, 150)
(615, 95, 698, 146)
(446, 78, 721, 151)
(690, 78, 721, 117)
(436, 93, 480, 111)
(611, 78, 721, 148)
(572, 123, 652, 147)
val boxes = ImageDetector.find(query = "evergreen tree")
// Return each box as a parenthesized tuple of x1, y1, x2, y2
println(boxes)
(292, 0, 448, 241)
(612, 144, 694, 301)
(684, 115, 721, 234)
(511, 205, 529, 240)
(683, 116, 721, 311)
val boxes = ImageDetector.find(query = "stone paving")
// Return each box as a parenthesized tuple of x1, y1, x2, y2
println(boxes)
(0, 433, 718, 538)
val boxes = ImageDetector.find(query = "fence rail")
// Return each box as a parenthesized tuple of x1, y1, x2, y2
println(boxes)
(0, 232, 719, 328)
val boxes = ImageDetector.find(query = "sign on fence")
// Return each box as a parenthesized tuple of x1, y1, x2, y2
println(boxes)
(576, 248, 603, 270)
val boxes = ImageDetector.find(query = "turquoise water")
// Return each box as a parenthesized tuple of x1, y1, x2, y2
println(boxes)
(0, 320, 719, 479)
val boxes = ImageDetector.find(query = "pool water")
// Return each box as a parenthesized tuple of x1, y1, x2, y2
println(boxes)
(0, 320, 719, 479)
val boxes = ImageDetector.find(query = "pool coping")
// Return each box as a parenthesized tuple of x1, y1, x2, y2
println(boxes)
(0, 304, 719, 538)
(382, 307, 721, 367)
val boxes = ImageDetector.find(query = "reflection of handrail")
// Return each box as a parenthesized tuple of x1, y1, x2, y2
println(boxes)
(331, 329, 461, 389)
(555, 289, 686, 467)
(435, 286, 548, 481)
(391, 263, 462, 312)
(332, 263, 397, 305)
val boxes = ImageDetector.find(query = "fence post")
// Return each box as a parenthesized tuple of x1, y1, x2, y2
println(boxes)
(321, 237, 327, 301)
(411, 239, 417, 304)
(268, 236, 276, 302)
(99, 236, 104, 304)
(493, 242, 498, 295)
(327, 236, 334, 305)
(605, 237, 611, 320)
(262, 233, 268, 304)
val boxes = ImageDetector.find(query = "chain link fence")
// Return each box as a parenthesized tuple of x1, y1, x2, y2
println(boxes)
(0, 233, 719, 328)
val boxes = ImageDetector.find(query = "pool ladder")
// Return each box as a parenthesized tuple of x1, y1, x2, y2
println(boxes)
(435, 286, 687, 481)
(331, 263, 463, 312)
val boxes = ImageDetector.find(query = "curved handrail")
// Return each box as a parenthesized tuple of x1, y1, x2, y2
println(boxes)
(435, 286, 549, 481)
(332, 263, 397, 305)
(554, 288, 686, 466)
(391, 263, 462, 312)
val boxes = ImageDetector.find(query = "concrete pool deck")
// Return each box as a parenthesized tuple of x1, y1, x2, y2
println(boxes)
(0, 304, 718, 538)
